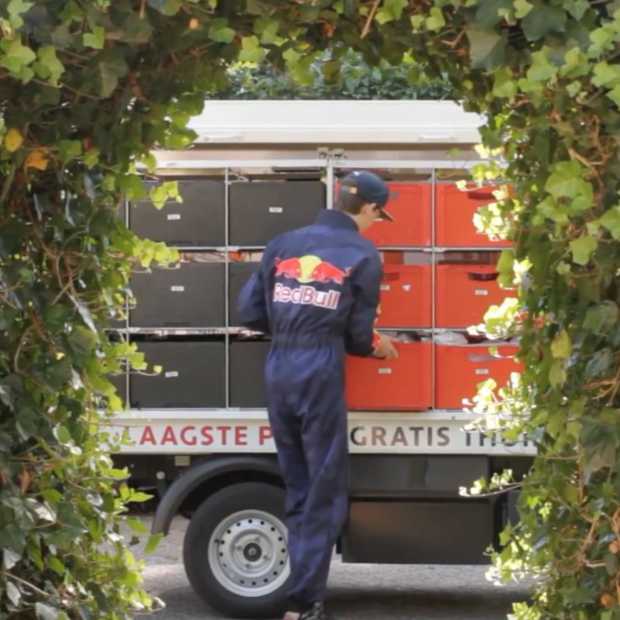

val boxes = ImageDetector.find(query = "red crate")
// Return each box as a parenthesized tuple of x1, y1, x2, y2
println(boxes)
(362, 182, 432, 247)
(346, 342, 432, 411)
(435, 184, 511, 248)
(435, 344, 521, 410)
(376, 264, 432, 328)
(436, 264, 512, 328)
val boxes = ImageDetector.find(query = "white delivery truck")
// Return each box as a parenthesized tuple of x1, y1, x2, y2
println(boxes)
(110, 100, 533, 618)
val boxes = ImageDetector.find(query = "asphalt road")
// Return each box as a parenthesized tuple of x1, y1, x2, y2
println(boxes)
(134, 516, 531, 620)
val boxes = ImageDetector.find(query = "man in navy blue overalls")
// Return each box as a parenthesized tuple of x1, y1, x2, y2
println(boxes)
(238, 171, 398, 620)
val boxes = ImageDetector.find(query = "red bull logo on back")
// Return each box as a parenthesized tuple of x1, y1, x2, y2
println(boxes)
(273, 255, 349, 311)
(274, 257, 302, 280)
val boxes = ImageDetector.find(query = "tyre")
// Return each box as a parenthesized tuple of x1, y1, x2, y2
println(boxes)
(183, 482, 290, 618)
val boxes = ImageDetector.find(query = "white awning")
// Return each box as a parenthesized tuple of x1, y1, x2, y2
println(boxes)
(188, 100, 483, 145)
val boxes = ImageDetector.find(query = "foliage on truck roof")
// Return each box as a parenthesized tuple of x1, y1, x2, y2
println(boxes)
(211, 50, 455, 100)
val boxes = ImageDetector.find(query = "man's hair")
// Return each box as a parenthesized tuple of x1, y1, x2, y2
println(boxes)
(335, 182, 369, 215)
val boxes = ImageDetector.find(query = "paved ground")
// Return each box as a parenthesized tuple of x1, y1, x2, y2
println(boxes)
(133, 516, 531, 620)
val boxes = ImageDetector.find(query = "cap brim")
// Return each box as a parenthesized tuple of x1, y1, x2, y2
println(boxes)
(378, 208, 394, 222)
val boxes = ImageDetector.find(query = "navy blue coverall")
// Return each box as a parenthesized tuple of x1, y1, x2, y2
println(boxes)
(237, 209, 381, 610)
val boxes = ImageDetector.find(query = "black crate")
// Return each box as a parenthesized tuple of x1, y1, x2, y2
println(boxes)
(130, 180, 225, 247)
(229, 262, 260, 327)
(130, 340, 225, 408)
(230, 340, 270, 407)
(130, 261, 224, 327)
(229, 181, 325, 245)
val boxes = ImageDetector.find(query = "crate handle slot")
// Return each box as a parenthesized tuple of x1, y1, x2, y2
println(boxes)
(382, 272, 401, 282)
(468, 351, 516, 362)
(467, 271, 498, 281)
(467, 354, 498, 363)
(466, 189, 495, 201)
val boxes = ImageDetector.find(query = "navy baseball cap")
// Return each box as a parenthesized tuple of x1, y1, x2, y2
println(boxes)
(340, 171, 394, 222)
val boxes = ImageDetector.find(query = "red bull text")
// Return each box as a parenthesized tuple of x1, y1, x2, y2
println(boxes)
(273, 282, 341, 310)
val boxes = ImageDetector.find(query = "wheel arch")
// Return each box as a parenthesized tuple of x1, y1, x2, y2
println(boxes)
(152, 455, 282, 535)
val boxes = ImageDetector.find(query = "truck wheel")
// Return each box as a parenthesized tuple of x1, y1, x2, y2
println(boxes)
(183, 482, 290, 618)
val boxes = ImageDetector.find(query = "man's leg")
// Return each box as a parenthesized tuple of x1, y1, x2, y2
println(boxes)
(268, 406, 310, 608)
(286, 388, 349, 610)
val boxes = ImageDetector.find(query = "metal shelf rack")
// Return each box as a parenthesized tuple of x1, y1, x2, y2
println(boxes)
(115, 155, 507, 415)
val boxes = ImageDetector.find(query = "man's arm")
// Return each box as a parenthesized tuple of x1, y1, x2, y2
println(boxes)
(344, 254, 382, 356)
(236, 247, 274, 333)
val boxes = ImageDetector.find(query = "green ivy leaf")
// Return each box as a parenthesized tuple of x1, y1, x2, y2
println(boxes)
(589, 25, 616, 56)
(514, 0, 533, 18)
(549, 359, 567, 386)
(583, 302, 619, 334)
(121, 175, 147, 201)
(32, 46, 64, 86)
(255, 17, 280, 44)
(521, 4, 566, 41)
(98, 53, 129, 97)
(545, 161, 589, 200)
(592, 61, 620, 88)
(47, 556, 65, 576)
(570, 235, 598, 265)
(57, 140, 82, 163)
(144, 533, 163, 555)
(466, 27, 504, 69)
(83, 26, 105, 50)
(599, 206, 620, 239)
(426, 7, 446, 31)
(607, 84, 620, 108)
(497, 249, 515, 287)
(7, 0, 33, 28)
(208, 18, 236, 44)
(54, 425, 72, 445)
(527, 48, 558, 82)
(375, 0, 407, 24)
(0, 38, 36, 74)
(492, 67, 517, 98)
(126, 517, 149, 534)
(564, 0, 589, 20)
(475, 0, 512, 28)
(410, 15, 425, 30)
(238, 36, 265, 63)
(560, 47, 590, 78)
(147, 0, 181, 15)
(551, 330, 571, 359)
(149, 181, 180, 209)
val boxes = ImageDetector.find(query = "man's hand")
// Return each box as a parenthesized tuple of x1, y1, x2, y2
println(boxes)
(373, 333, 399, 359)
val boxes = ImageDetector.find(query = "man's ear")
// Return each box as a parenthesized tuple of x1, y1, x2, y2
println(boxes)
(361, 202, 377, 216)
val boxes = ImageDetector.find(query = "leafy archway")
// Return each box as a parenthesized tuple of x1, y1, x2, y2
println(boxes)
(1, 1, 619, 618)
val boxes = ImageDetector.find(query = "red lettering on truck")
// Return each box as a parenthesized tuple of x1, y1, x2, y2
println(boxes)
(139, 426, 157, 445)
(259, 425, 273, 445)
(161, 425, 177, 445)
(180, 426, 197, 446)
(201, 426, 213, 446)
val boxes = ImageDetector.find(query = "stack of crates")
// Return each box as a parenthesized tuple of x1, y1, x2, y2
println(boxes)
(345, 176, 520, 412)
(121, 175, 326, 410)
(114, 168, 521, 414)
